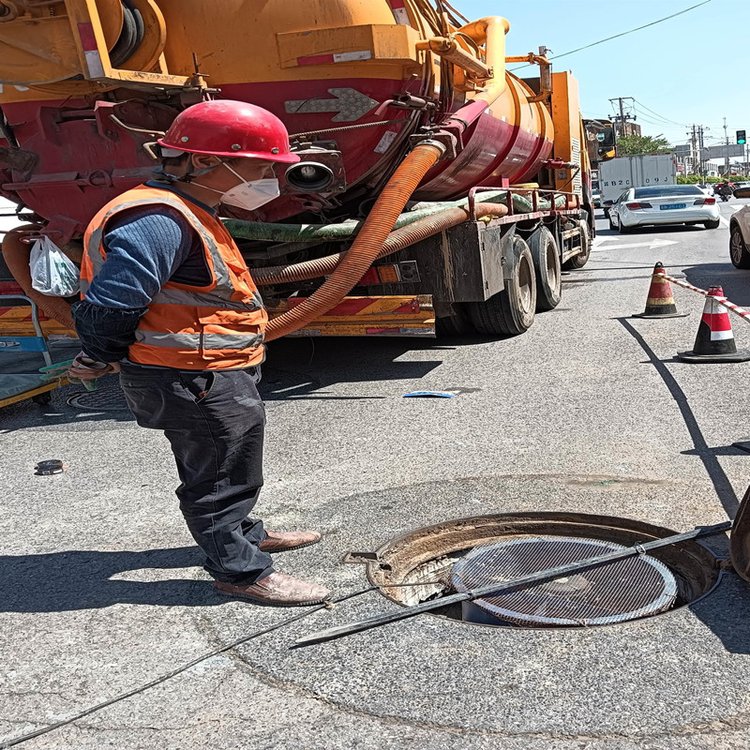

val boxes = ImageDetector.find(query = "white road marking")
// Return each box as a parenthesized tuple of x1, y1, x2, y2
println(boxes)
(593, 236, 621, 245)
(592, 237, 678, 252)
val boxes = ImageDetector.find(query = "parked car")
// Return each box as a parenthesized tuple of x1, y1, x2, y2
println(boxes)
(730, 204, 750, 268)
(608, 184, 720, 232)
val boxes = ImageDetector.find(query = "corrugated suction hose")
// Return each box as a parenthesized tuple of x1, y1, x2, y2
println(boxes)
(1, 226, 75, 329)
(253, 202, 508, 286)
(264, 142, 445, 341)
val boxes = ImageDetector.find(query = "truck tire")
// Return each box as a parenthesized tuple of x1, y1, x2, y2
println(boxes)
(529, 227, 561, 311)
(562, 221, 591, 270)
(467, 235, 536, 336)
(730, 224, 750, 268)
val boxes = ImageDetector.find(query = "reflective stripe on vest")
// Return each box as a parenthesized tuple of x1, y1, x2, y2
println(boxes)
(135, 330, 265, 351)
(149, 286, 265, 312)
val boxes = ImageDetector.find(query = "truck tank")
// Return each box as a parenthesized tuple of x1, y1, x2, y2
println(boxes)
(0, 0, 554, 241)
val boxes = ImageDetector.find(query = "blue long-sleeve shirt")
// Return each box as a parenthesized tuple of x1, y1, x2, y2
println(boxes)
(73, 183, 215, 363)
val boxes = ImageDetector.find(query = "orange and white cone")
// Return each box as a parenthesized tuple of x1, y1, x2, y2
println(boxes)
(677, 286, 750, 363)
(633, 262, 689, 318)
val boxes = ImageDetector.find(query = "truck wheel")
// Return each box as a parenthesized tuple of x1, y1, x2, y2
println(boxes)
(467, 235, 536, 336)
(529, 227, 561, 311)
(730, 224, 750, 268)
(562, 221, 591, 270)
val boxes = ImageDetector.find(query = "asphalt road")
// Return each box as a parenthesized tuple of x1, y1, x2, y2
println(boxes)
(3, 197, 750, 749)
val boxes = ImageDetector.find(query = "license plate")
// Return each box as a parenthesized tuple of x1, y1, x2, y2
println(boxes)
(660, 203, 686, 210)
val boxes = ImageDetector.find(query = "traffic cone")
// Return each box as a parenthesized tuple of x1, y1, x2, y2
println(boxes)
(677, 286, 750, 363)
(633, 262, 689, 318)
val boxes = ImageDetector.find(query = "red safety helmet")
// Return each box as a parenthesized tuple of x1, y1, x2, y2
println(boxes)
(158, 100, 299, 164)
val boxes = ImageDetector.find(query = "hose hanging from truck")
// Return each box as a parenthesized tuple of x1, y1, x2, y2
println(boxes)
(264, 141, 446, 341)
(252, 202, 508, 287)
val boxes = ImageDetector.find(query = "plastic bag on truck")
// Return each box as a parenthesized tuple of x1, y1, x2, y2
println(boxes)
(29, 236, 80, 297)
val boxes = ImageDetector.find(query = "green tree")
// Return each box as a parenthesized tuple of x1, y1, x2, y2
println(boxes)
(616, 134, 672, 156)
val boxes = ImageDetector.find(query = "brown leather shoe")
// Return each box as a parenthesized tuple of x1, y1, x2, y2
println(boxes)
(214, 571, 331, 607)
(259, 529, 322, 553)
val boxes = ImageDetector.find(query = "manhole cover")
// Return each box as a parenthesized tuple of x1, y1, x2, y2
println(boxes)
(365, 512, 722, 629)
(67, 379, 129, 412)
(452, 536, 677, 626)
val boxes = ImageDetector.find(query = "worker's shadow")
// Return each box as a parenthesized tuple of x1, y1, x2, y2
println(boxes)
(0, 546, 223, 612)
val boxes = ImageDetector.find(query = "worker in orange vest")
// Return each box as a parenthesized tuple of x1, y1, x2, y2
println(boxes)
(69, 100, 330, 606)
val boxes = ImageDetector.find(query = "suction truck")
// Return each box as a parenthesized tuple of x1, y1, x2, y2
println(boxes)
(0, 0, 613, 343)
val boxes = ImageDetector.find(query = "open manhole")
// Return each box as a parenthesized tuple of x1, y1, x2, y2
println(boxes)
(362, 512, 723, 629)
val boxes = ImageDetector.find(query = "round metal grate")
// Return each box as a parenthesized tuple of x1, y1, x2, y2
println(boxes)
(451, 535, 678, 627)
(67, 379, 129, 412)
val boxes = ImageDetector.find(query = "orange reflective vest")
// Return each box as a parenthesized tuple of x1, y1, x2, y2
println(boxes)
(80, 185, 268, 370)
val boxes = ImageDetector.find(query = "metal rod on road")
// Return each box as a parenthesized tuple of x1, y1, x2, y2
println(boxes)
(295, 521, 732, 648)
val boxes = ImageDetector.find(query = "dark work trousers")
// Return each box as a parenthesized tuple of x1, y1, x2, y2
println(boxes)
(119, 363, 274, 584)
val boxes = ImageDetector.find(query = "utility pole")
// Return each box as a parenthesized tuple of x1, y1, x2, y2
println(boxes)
(724, 116, 730, 177)
(689, 124, 698, 174)
(698, 125, 705, 179)
(609, 96, 635, 138)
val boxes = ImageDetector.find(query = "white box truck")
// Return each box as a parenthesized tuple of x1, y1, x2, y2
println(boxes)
(599, 155, 677, 213)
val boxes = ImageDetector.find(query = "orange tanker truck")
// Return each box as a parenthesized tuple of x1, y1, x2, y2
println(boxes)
(0, 0, 613, 341)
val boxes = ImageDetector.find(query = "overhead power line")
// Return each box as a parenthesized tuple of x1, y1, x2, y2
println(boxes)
(510, 0, 713, 70)
(548, 1, 713, 62)
(633, 100, 688, 128)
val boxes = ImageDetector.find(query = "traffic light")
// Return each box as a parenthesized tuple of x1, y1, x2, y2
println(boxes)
(738, 129, 747, 145)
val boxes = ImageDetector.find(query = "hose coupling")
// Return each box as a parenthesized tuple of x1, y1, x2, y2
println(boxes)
(408, 131, 455, 160)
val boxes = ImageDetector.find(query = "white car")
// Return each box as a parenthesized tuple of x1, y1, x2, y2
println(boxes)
(608, 184, 720, 232)
(730, 204, 750, 268)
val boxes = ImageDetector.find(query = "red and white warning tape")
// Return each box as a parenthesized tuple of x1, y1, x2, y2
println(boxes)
(658, 271, 750, 323)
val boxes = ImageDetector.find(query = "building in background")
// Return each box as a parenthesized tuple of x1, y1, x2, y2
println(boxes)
(614, 121, 642, 138)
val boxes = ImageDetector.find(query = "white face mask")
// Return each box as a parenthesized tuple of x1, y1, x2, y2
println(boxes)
(189, 161, 280, 211)
(221, 177, 280, 211)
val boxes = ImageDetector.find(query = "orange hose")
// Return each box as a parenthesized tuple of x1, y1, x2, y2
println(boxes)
(1, 226, 76, 329)
(254, 202, 508, 286)
(264, 142, 445, 341)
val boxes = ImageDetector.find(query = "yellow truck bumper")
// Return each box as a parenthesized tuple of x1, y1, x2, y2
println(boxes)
(0, 295, 436, 339)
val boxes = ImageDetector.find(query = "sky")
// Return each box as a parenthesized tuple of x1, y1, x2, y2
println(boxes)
(459, 0, 750, 149)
